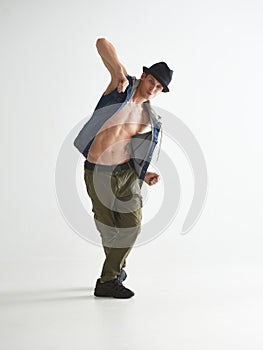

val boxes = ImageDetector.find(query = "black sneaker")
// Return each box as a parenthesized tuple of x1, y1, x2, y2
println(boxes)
(117, 269, 127, 283)
(94, 278, 134, 299)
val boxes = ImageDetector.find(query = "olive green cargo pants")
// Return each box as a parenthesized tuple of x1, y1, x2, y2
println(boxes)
(84, 163, 142, 282)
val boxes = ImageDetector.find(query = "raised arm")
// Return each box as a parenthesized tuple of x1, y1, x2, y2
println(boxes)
(96, 38, 129, 95)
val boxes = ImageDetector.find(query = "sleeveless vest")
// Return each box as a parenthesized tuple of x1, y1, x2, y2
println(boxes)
(73, 75, 161, 181)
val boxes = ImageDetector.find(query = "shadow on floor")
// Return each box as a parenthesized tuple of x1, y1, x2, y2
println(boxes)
(0, 286, 95, 305)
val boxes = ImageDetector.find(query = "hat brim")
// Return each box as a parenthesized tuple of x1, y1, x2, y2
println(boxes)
(143, 66, 169, 92)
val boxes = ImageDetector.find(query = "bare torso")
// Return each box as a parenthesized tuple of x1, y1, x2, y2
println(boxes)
(87, 101, 151, 165)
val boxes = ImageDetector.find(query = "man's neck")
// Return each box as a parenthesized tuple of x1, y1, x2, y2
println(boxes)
(131, 86, 148, 104)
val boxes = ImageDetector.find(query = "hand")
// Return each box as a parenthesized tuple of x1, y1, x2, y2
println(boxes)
(144, 172, 160, 186)
(116, 69, 129, 93)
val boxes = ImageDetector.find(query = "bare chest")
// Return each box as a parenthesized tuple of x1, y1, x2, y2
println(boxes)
(100, 102, 151, 135)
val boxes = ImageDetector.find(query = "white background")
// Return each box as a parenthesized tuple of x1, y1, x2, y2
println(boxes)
(1, 0, 263, 349)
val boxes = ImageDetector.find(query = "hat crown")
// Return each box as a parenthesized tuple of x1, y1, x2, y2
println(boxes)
(143, 62, 173, 92)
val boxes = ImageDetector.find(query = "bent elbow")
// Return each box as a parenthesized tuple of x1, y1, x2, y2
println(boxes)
(96, 37, 107, 49)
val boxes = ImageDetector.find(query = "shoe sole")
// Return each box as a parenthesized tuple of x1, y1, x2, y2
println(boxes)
(94, 293, 134, 299)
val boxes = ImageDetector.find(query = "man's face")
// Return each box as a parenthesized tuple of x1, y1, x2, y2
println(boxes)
(139, 73, 163, 100)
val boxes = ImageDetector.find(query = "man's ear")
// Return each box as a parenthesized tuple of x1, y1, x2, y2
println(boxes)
(140, 72, 147, 80)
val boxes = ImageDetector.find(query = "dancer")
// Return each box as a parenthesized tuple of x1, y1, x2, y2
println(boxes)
(74, 38, 173, 298)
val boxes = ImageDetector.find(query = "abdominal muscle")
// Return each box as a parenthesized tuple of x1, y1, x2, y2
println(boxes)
(87, 126, 133, 165)
(87, 102, 151, 165)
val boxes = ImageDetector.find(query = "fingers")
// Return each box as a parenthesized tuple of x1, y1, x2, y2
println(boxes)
(117, 78, 129, 93)
(149, 175, 160, 186)
(144, 172, 160, 186)
(149, 178, 157, 185)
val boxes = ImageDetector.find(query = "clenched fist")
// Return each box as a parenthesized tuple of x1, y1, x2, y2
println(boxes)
(116, 70, 129, 93)
(144, 172, 160, 186)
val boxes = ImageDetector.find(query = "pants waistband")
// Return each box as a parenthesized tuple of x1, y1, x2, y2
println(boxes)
(84, 159, 134, 172)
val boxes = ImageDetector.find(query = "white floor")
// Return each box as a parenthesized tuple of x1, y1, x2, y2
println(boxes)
(1, 243, 263, 350)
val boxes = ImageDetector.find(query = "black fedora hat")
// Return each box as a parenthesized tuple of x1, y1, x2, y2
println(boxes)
(143, 62, 173, 92)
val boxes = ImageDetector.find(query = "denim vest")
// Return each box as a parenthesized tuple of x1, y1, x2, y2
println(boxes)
(73, 75, 162, 181)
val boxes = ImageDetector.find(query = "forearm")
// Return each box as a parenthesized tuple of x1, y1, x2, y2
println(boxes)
(96, 38, 126, 75)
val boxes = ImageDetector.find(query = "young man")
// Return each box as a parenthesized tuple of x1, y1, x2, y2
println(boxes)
(74, 38, 173, 298)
